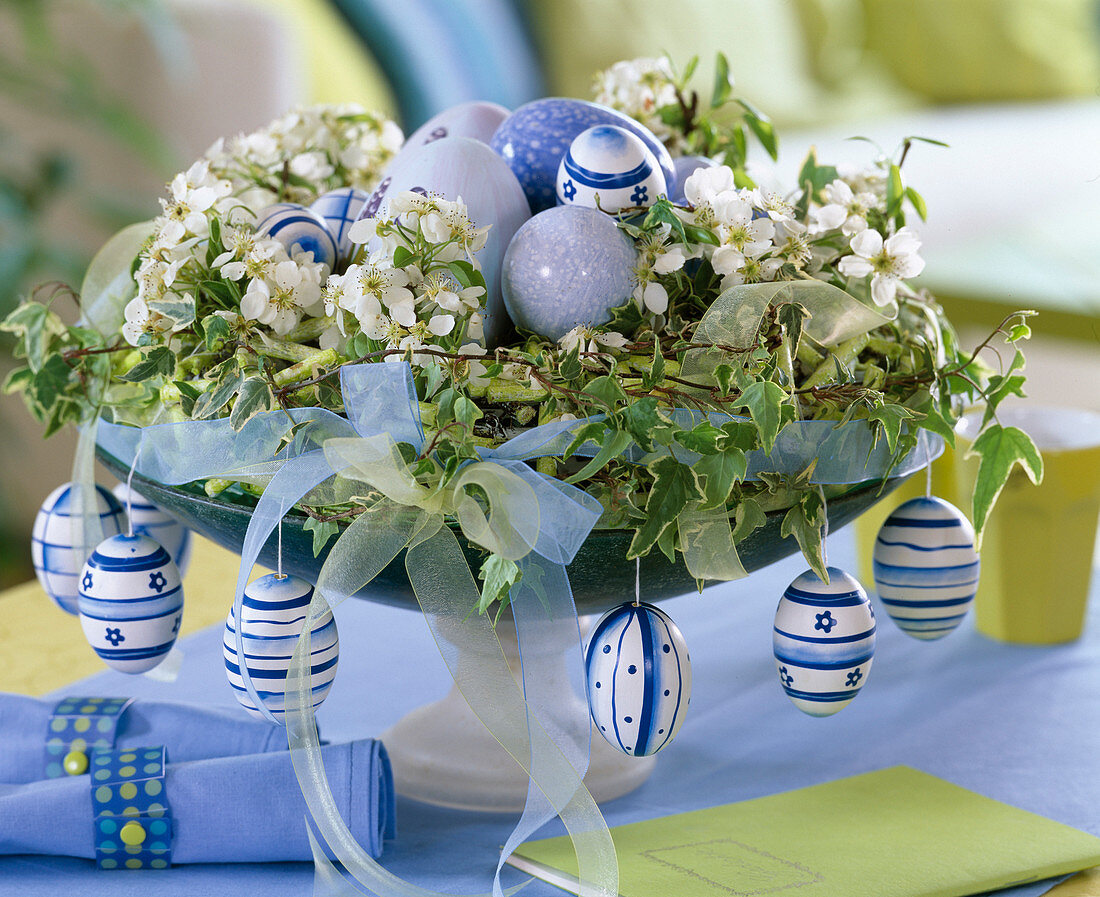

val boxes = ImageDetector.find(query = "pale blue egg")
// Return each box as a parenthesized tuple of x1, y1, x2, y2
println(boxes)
(557, 125, 666, 213)
(224, 573, 339, 722)
(33, 483, 126, 615)
(585, 602, 691, 757)
(670, 155, 717, 205)
(490, 98, 676, 214)
(501, 206, 637, 341)
(78, 534, 183, 674)
(112, 482, 191, 576)
(310, 188, 370, 263)
(773, 567, 875, 717)
(403, 100, 510, 149)
(257, 203, 338, 271)
(873, 496, 980, 640)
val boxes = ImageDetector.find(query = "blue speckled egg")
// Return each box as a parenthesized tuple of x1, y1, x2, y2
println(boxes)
(670, 155, 717, 205)
(257, 203, 338, 271)
(310, 188, 370, 263)
(873, 496, 980, 640)
(33, 483, 126, 615)
(773, 567, 875, 717)
(501, 206, 637, 341)
(224, 573, 339, 722)
(78, 534, 183, 674)
(557, 125, 666, 213)
(586, 602, 691, 757)
(403, 101, 510, 149)
(112, 482, 191, 576)
(490, 98, 676, 214)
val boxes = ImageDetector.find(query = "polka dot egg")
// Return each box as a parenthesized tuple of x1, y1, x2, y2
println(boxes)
(310, 187, 370, 263)
(773, 567, 875, 717)
(873, 496, 980, 640)
(33, 483, 126, 615)
(112, 482, 191, 576)
(224, 573, 339, 722)
(585, 602, 691, 757)
(78, 534, 183, 674)
(557, 125, 666, 213)
(257, 203, 338, 271)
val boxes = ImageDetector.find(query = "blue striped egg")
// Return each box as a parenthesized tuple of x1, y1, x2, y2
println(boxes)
(33, 483, 126, 615)
(257, 203, 338, 271)
(585, 602, 691, 757)
(310, 187, 370, 263)
(77, 534, 183, 674)
(223, 573, 339, 722)
(773, 567, 875, 717)
(112, 482, 191, 576)
(873, 496, 980, 640)
(557, 125, 666, 213)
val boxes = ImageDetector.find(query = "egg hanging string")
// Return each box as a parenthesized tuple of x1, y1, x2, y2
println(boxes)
(634, 556, 641, 607)
(923, 430, 933, 498)
(124, 452, 140, 538)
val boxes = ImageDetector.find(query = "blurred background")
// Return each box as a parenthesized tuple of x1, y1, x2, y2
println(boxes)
(1, 0, 1098, 587)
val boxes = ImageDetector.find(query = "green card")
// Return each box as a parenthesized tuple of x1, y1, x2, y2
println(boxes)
(508, 766, 1100, 897)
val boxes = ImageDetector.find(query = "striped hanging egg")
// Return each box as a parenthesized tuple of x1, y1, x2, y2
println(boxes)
(773, 567, 875, 717)
(78, 534, 183, 673)
(585, 602, 691, 757)
(112, 482, 192, 576)
(310, 187, 370, 263)
(873, 496, 980, 640)
(224, 573, 339, 722)
(257, 203, 338, 272)
(33, 483, 126, 614)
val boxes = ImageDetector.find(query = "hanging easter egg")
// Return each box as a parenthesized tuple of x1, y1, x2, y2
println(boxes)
(403, 100, 511, 149)
(556, 125, 666, 213)
(873, 496, 980, 640)
(223, 573, 339, 722)
(112, 482, 192, 576)
(353, 136, 531, 348)
(773, 567, 875, 717)
(670, 155, 717, 205)
(501, 205, 636, 341)
(257, 203, 338, 272)
(310, 187, 370, 264)
(490, 97, 676, 214)
(32, 483, 126, 615)
(586, 602, 691, 757)
(78, 534, 183, 674)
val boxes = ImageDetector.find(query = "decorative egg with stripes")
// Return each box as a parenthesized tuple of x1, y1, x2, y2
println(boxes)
(256, 203, 338, 272)
(310, 187, 370, 263)
(585, 602, 691, 757)
(33, 483, 126, 615)
(773, 567, 875, 717)
(556, 125, 666, 213)
(112, 482, 192, 576)
(77, 534, 183, 674)
(873, 496, 980, 640)
(223, 573, 339, 722)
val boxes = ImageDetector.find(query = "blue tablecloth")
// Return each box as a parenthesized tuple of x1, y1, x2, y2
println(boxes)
(2, 525, 1097, 896)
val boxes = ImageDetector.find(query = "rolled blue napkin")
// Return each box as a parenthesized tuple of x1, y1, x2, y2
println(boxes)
(0, 737, 394, 863)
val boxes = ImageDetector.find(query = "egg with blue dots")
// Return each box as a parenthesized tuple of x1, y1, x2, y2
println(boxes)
(873, 496, 980, 640)
(112, 482, 191, 576)
(501, 205, 637, 341)
(224, 573, 339, 722)
(585, 602, 691, 757)
(257, 203, 338, 272)
(77, 533, 183, 674)
(33, 483, 126, 615)
(556, 125, 666, 213)
(773, 567, 875, 717)
(309, 188, 370, 264)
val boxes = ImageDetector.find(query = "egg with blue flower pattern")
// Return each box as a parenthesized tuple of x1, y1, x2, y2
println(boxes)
(112, 482, 191, 576)
(773, 567, 875, 717)
(873, 496, 980, 640)
(224, 573, 339, 722)
(33, 483, 126, 615)
(556, 125, 666, 213)
(585, 602, 691, 757)
(310, 187, 370, 264)
(78, 533, 183, 674)
(257, 203, 338, 272)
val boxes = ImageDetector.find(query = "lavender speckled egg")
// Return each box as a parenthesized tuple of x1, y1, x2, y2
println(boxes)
(670, 155, 717, 205)
(501, 206, 637, 341)
(310, 188, 370, 263)
(257, 203, 338, 271)
(112, 482, 192, 576)
(33, 483, 126, 615)
(78, 534, 183, 674)
(557, 125, 666, 212)
(490, 98, 676, 214)
(404, 101, 510, 149)
(354, 136, 531, 348)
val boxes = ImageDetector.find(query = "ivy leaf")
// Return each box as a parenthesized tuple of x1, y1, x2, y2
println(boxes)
(737, 99, 778, 160)
(120, 346, 175, 382)
(28, 354, 74, 416)
(202, 313, 231, 351)
(558, 342, 582, 381)
(731, 497, 767, 542)
(966, 424, 1043, 541)
(478, 554, 522, 614)
(696, 448, 747, 509)
(867, 402, 921, 453)
(781, 487, 828, 581)
(627, 455, 705, 559)
(192, 367, 245, 420)
(796, 148, 839, 206)
(676, 420, 725, 456)
(640, 341, 666, 391)
(453, 395, 482, 430)
(583, 375, 629, 409)
(564, 429, 633, 484)
(906, 390, 956, 448)
(303, 516, 340, 556)
(563, 420, 606, 460)
(622, 397, 660, 452)
(229, 376, 276, 430)
(981, 374, 1027, 427)
(777, 302, 809, 361)
(732, 380, 793, 454)
(147, 293, 196, 329)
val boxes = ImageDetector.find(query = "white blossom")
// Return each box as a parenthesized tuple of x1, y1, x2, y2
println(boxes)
(838, 227, 925, 306)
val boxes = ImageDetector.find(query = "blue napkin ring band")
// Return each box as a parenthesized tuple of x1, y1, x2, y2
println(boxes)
(46, 696, 132, 779)
(91, 745, 173, 870)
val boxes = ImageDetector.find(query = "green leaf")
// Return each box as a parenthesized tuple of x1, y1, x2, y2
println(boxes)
(1008, 323, 1032, 342)
(867, 402, 921, 453)
(905, 187, 928, 221)
(303, 516, 340, 556)
(202, 313, 231, 351)
(696, 449, 747, 509)
(478, 554, 522, 614)
(453, 395, 482, 430)
(966, 424, 1043, 540)
(28, 354, 73, 414)
(732, 380, 793, 454)
(676, 420, 724, 455)
(558, 343, 582, 381)
(796, 149, 839, 203)
(192, 367, 245, 420)
(777, 302, 809, 361)
(392, 245, 414, 267)
(564, 429, 633, 484)
(3, 366, 35, 396)
(229, 376, 275, 430)
(737, 100, 778, 160)
(622, 397, 660, 451)
(641, 341, 666, 391)
(781, 487, 828, 581)
(627, 455, 705, 559)
(981, 373, 1027, 427)
(563, 420, 606, 460)
(886, 164, 905, 222)
(711, 52, 732, 107)
(120, 346, 175, 382)
(582, 375, 629, 408)
(731, 497, 767, 542)
(147, 292, 196, 329)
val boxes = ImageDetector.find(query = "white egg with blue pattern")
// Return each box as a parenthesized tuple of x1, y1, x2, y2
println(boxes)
(310, 187, 370, 263)
(257, 203, 338, 271)
(112, 482, 191, 576)
(557, 125, 666, 213)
